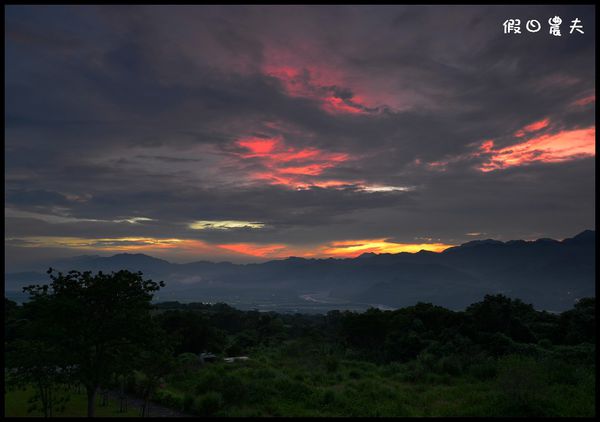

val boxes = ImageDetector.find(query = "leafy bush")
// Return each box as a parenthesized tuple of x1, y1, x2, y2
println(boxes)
(401, 360, 427, 383)
(219, 373, 247, 403)
(469, 358, 497, 381)
(321, 389, 337, 406)
(192, 391, 224, 416)
(348, 369, 362, 379)
(182, 393, 194, 412)
(324, 355, 339, 373)
(541, 358, 585, 386)
(552, 343, 595, 365)
(153, 390, 184, 411)
(437, 355, 463, 377)
(495, 355, 553, 416)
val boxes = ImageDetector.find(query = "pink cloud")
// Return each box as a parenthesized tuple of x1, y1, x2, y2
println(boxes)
(479, 127, 595, 172)
(571, 95, 595, 107)
(425, 122, 595, 173)
(514, 118, 550, 137)
(235, 135, 352, 188)
(262, 61, 377, 115)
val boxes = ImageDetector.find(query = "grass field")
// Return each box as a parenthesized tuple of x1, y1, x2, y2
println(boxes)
(4, 386, 141, 417)
(5, 351, 595, 417)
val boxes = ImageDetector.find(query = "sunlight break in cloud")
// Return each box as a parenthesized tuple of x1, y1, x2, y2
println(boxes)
(6, 236, 185, 250)
(5, 208, 154, 225)
(359, 185, 415, 193)
(189, 220, 266, 230)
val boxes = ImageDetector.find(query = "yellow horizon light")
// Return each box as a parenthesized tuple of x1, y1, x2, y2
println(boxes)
(323, 238, 453, 256)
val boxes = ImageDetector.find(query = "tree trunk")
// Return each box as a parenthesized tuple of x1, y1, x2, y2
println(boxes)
(43, 387, 49, 418)
(119, 377, 127, 413)
(119, 396, 128, 413)
(38, 382, 49, 418)
(140, 396, 150, 417)
(48, 387, 52, 418)
(86, 385, 97, 417)
(119, 379, 127, 413)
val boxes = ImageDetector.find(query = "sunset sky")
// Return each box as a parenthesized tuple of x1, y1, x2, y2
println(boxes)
(5, 5, 595, 270)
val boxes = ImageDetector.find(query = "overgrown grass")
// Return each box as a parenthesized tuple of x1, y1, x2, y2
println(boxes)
(156, 347, 595, 417)
(6, 344, 594, 417)
(4, 386, 141, 417)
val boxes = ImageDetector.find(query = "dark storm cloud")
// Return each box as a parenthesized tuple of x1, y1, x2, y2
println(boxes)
(5, 5, 595, 266)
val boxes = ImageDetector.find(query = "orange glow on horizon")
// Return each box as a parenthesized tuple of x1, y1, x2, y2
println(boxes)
(11, 236, 456, 261)
(217, 243, 289, 258)
(216, 239, 454, 259)
(322, 239, 453, 257)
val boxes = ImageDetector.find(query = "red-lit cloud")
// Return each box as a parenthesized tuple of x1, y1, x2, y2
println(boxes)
(263, 63, 377, 115)
(479, 127, 595, 172)
(237, 137, 280, 155)
(571, 95, 595, 107)
(514, 118, 550, 137)
(235, 135, 352, 188)
(426, 118, 595, 173)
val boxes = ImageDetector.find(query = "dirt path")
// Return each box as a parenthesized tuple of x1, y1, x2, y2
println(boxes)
(105, 390, 193, 417)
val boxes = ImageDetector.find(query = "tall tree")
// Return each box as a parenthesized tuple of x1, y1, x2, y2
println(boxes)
(22, 269, 164, 417)
(6, 338, 71, 417)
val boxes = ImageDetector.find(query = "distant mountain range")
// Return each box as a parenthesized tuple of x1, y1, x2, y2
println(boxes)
(5, 230, 595, 312)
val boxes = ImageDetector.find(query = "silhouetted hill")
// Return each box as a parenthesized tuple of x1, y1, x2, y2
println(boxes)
(5, 230, 595, 311)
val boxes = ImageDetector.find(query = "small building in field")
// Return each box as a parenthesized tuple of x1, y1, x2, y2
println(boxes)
(198, 352, 218, 364)
(223, 356, 250, 363)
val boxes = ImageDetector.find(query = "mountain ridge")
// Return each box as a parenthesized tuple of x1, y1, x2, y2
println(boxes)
(5, 230, 595, 312)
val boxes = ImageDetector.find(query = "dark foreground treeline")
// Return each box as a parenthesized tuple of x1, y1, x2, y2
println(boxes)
(152, 295, 595, 362)
(4, 269, 596, 417)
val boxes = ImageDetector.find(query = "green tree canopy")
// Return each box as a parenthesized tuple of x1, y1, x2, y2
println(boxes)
(19, 269, 165, 417)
